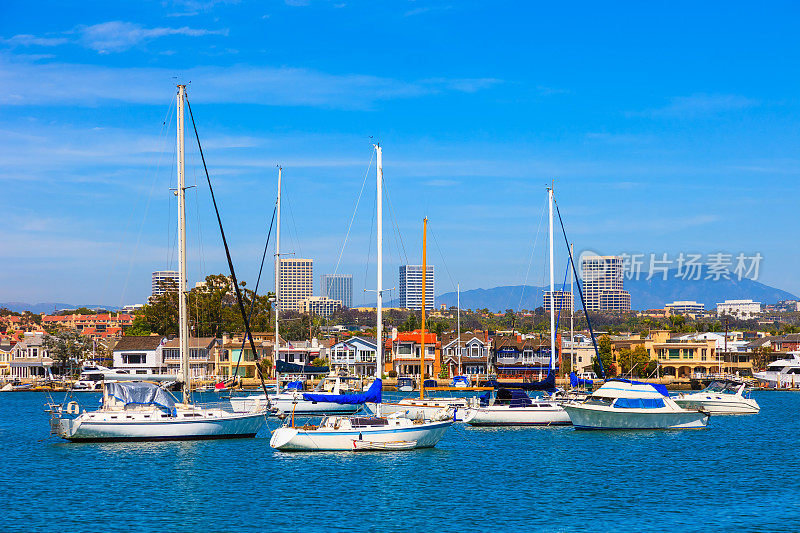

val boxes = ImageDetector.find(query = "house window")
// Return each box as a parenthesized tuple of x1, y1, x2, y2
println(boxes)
(123, 353, 146, 364)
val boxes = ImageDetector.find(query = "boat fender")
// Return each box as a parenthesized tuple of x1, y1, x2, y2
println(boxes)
(358, 432, 363, 441)
(66, 401, 81, 415)
(453, 407, 457, 421)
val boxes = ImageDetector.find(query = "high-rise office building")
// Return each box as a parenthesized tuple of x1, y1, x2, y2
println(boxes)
(151, 270, 179, 298)
(399, 265, 435, 310)
(278, 258, 313, 311)
(321, 274, 353, 308)
(543, 290, 574, 312)
(580, 255, 631, 311)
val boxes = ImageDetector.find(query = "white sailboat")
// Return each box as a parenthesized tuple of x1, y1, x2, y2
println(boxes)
(49, 85, 267, 442)
(270, 144, 454, 451)
(462, 187, 571, 427)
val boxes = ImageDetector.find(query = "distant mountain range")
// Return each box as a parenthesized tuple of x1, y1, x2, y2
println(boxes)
(431, 275, 797, 312)
(0, 302, 119, 314)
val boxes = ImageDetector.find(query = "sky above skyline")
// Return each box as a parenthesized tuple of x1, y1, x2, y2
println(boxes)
(2, 1, 800, 307)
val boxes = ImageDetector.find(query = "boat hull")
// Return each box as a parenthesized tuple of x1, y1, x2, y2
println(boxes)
(673, 397, 759, 415)
(270, 420, 452, 451)
(367, 400, 466, 421)
(51, 411, 266, 442)
(463, 405, 571, 426)
(563, 404, 709, 429)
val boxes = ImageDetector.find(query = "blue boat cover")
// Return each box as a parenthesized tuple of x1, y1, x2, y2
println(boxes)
(423, 379, 438, 388)
(452, 375, 469, 386)
(302, 378, 382, 405)
(609, 378, 669, 397)
(614, 397, 666, 409)
(524, 370, 557, 393)
(570, 372, 594, 389)
(286, 381, 304, 390)
(276, 360, 329, 374)
(106, 381, 177, 416)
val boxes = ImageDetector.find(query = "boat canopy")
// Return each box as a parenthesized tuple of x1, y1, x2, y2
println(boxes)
(452, 376, 470, 385)
(570, 372, 593, 389)
(302, 378, 382, 405)
(423, 379, 438, 388)
(496, 388, 532, 407)
(286, 381, 304, 390)
(276, 360, 329, 374)
(106, 382, 176, 416)
(605, 378, 669, 397)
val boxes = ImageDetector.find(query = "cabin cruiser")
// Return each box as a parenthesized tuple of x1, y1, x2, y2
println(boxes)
(462, 388, 571, 426)
(562, 379, 709, 430)
(72, 365, 178, 390)
(674, 380, 760, 415)
(229, 375, 369, 415)
(753, 353, 800, 388)
(49, 381, 266, 441)
(396, 377, 415, 392)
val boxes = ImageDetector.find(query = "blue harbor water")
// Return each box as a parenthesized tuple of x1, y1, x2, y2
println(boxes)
(3, 390, 800, 532)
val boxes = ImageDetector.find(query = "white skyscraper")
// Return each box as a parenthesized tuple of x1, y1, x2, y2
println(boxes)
(399, 265, 434, 310)
(321, 274, 353, 308)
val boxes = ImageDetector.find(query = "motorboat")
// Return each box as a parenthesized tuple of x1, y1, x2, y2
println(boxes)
(397, 377, 414, 392)
(674, 380, 760, 414)
(753, 353, 800, 388)
(462, 388, 571, 426)
(452, 375, 470, 388)
(562, 379, 709, 430)
(72, 365, 178, 391)
(270, 413, 452, 451)
(49, 381, 266, 441)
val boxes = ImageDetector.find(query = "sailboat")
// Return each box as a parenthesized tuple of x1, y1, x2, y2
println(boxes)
(229, 167, 371, 416)
(462, 187, 571, 427)
(269, 145, 453, 451)
(48, 85, 267, 442)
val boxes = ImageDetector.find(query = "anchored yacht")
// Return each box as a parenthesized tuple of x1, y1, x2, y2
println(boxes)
(753, 353, 800, 388)
(674, 380, 760, 414)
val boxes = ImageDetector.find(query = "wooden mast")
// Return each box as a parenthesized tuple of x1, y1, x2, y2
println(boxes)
(420, 217, 427, 399)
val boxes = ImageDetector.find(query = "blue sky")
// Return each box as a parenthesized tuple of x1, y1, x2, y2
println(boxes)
(2, 0, 799, 307)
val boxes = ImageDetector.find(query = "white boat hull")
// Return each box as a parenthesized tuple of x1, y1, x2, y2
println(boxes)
(271, 396, 362, 416)
(270, 420, 452, 451)
(367, 399, 467, 421)
(673, 396, 759, 415)
(352, 440, 417, 451)
(563, 404, 709, 429)
(463, 404, 571, 426)
(51, 409, 266, 441)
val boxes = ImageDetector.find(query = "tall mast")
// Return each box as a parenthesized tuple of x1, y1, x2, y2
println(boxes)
(457, 282, 461, 376)
(274, 166, 282, 394)
(177, 84, 190, 404)
(375, 145, 383, 382)
(420, 218, 427, 399)
(548, 187, 556, 372)
(570, 242, 574, 375)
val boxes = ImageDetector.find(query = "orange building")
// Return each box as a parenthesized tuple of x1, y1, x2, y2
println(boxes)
(42, 312, 133, 340)
(384, 329, 442, 379)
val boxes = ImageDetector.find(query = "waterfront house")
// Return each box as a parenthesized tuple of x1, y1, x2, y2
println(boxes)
(112, 335, 166, 375)
(162, 337, 218, 379)
(441, 331, 491, 376)
(42, 312, 133, 340)
(10, 332, 54, 379)
(329, 336, 377, 377)
(492, 334, 552, 379)
(384, 330, 441, 379)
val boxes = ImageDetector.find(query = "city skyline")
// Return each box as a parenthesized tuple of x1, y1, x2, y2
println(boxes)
(3, 2, 800, 306)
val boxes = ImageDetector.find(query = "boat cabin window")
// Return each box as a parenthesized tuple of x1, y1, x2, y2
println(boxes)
(613, 398, 665, 409)
(585, 396, 613, 406)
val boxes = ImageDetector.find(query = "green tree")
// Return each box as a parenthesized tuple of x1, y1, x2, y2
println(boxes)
(618, 345, 652, 377)
(42, 330, 94, 377)
(593, 335, 615, 377)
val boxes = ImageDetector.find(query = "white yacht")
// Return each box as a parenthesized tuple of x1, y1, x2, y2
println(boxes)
(562, 379, 709, 430)
(367, 396, 470, 421)
(463, 388, 571, 426)
(674, 380, 759, 415)
(753, 353, 800, 388)
(72, 365, 177, 390)
(50, 381, 265, 441)
(48, 85, 267, 442)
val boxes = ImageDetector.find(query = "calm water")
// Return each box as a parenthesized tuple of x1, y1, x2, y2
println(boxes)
(2, 390, 799, 532)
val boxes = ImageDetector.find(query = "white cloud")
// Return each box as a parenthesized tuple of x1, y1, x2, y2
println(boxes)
(636, 93, 757, 118)
(0, 55, 501, 109)
(2, 21, 227, 54)
(75, 21, 228, 53)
